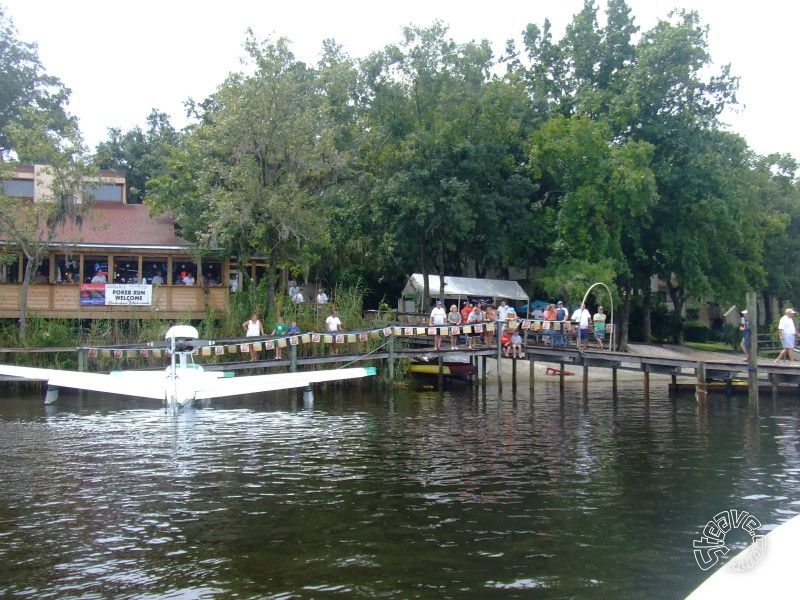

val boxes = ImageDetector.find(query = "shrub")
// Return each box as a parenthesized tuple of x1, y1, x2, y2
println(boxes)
(683, 322, 710, 343)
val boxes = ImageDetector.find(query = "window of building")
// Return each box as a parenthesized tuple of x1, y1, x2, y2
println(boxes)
(143, 258, 167, 285)
(172, 261, 197, 286)
(2, 179, 34, 198)
(84, 183, 124, 202)
(202, 262, 222, 286)
(84, 255, 109, 283)
(113, 257, 138, 283)
(23, 257, 50, 283)
(0, 255, 20, 283)
(55, 255, 79, 284)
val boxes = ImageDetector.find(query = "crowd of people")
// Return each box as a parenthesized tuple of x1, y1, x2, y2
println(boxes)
(429, 298, 610, 354)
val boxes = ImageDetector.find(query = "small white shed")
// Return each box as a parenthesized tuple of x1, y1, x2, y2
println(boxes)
(401, 273, 529, 312)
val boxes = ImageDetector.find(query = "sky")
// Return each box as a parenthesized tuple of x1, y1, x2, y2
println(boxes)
(3, 0, 798, 159)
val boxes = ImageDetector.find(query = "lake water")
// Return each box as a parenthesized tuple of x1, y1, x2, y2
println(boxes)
(1, 378, 799, 599)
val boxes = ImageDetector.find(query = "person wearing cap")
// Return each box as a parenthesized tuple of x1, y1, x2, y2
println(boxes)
(555, 301, 568, 322)
(775, 308, 797, 363)
(593, 306, 607, 349)
(429, 300, 447, 351)
(467, 303, 484, 349)
(739, 309, 750, 359)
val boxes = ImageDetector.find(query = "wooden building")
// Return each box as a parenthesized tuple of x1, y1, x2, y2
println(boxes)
(0, 165, 232, 320)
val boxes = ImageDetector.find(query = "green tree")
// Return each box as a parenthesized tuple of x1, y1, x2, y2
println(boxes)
(147, 33, 347, 305)
(354, 23, 534, 305)
(93, 109, 180, 204)
(1, 109, 91, 339)
(0, 7, 74, 159)
(0, 9, 91, 339)
(527, 115, 657, 348)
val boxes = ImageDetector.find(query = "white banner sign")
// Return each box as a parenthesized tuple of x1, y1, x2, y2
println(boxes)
(104, 284, 153, 305)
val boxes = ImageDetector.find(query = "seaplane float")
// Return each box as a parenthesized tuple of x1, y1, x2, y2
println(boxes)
(0, 325, 376, 411)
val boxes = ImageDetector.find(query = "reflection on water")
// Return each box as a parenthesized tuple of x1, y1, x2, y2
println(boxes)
(1, 382, 799, 598)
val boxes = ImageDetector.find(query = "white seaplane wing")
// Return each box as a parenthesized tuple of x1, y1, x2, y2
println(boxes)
(193, 367, 377, 400)
(0, 363, 377, 403)
(0, 364, 166, 399)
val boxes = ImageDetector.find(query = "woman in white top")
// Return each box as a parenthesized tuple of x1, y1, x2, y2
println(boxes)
(242, 313, 264, 361)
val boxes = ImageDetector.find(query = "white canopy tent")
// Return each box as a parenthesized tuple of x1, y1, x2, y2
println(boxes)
(401, 274, 529, 311)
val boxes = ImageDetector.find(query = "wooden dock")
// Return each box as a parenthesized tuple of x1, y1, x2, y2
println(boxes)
(4, 327, 800, 399)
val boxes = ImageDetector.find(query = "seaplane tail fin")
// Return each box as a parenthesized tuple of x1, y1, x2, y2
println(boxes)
(0, 364, 165, 400)
(194, 366, 377, 400)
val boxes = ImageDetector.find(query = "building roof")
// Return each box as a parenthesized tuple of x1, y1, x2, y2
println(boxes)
(0, 202, 192, 250)
(402, 274, 529, 302)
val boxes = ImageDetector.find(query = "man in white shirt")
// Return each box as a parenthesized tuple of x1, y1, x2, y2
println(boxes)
(575, 303, 592, 350)
(429, 300, 447, 351)
(316, 290, 328, 304)
(325, 309, 342, 355)
(775, 308, 797, 363)
(497, 301, 509, 322)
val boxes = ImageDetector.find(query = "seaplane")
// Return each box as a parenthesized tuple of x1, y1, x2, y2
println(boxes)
(0, 325, 377, 411)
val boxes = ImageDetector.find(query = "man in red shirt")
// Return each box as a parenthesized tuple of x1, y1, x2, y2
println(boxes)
(460, 301, 473, 347)
(460, 301, 473, 324)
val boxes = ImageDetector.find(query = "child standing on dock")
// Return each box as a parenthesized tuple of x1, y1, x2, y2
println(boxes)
(593, 306, 607, 350)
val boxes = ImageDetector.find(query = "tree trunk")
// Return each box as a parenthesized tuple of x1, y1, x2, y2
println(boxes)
(666, 280, 686, 345)
(617, 285, 632, 352)
(761, 291, 772, 327)
(420, 239, 429, 313)
(642, 289, 652, 343)
(19, 257, 38, 341)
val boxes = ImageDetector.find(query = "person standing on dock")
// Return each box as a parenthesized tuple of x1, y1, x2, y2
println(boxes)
(467, 303, 483, 349)
(572, 304, 591, 350)
(271, 316, 287, 360)
(325, 308, 342, 355)
(243, 313, 265, 362)
(429, 300, 446, 351)
(775, 308, 797, 363)
(593, 306, 607, 349)
(447, 304, 461, 350)
(460, 301, 473, 346)
(484, 303, 498, 346)
(739, 309, 750, 359)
